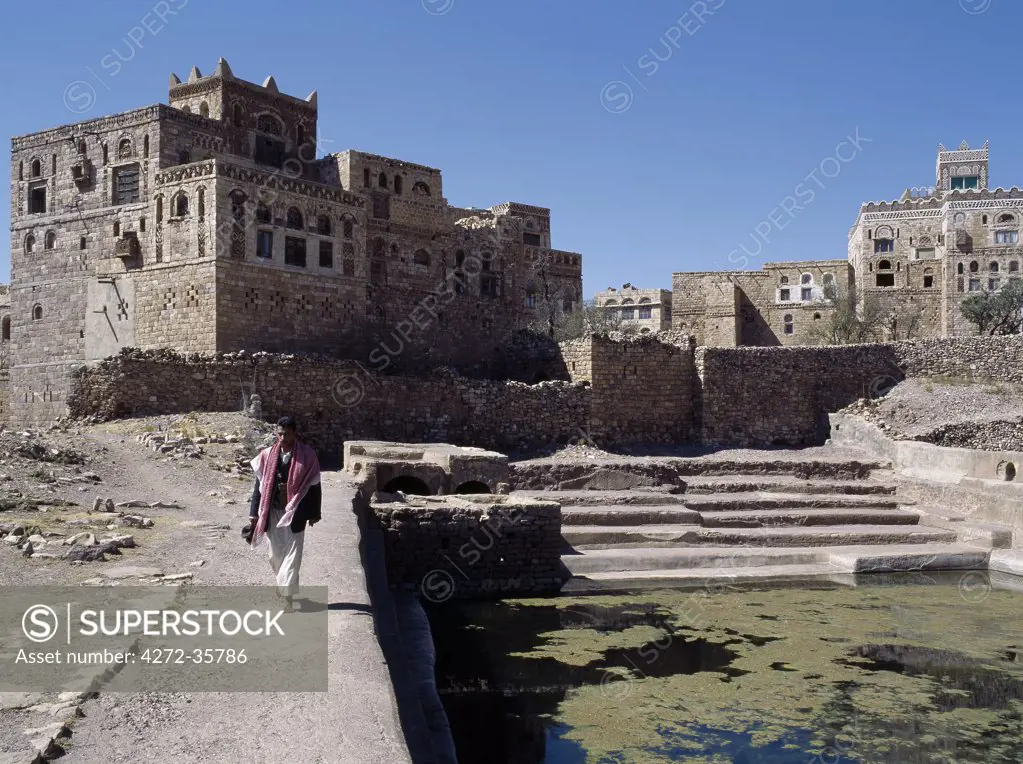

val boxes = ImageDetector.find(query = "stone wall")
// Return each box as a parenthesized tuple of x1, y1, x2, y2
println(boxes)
(586, 334, 695, 445)
(695, 335, 1023, 447)
(66, 349, 590, 461)
(363, 491, 566, 599)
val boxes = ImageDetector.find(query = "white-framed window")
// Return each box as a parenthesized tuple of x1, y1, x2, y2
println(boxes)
(779, 288, 790, 301)
(800, 287, 812, 301)
(995, 230, 1018, 244)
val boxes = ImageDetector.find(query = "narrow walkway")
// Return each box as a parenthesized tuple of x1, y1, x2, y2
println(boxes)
(61, 473, 413, 764)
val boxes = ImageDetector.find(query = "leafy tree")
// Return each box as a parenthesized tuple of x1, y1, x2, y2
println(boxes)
(961, 280, 1023, 335)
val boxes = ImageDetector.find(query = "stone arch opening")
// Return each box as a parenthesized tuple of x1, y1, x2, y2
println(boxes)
(454, 481, 491, 495)
(997, 461, 1017, 482)
(382, 476, 431, 495)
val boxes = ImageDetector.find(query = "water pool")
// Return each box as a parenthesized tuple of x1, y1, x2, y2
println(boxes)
(426, 573, 1023, 763)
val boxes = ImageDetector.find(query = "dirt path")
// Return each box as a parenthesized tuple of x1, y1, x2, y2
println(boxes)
(0, 422, 411, 763)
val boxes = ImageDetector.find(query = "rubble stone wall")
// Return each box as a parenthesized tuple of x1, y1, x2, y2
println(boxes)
(66, 350, 590, 461)
(356, 486, 566, 599)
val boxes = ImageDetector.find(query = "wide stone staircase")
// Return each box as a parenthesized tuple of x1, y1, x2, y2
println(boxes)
(512, 455, 1003, 586)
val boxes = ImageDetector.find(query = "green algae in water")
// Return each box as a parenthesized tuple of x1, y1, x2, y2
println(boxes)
(427, 578, 1023, 763)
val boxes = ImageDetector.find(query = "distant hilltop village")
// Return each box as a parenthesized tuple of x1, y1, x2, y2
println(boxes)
(602, 140, 1023, 346)
(4, 59, 582, 426)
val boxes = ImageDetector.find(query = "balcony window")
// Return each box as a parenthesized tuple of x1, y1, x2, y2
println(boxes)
(874, 239, 894, 253)
(29, 186, 46, 214)
(114, 166, 140, 205)
(995, 230, 1018, 244)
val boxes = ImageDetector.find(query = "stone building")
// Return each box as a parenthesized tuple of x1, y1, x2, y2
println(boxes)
(594, 284, 672, 333)
(673, 141, 1023, 346)
(8, 59, 582, 426)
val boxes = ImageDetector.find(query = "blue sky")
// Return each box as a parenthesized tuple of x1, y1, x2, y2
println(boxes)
(2, 0, 1018, 296)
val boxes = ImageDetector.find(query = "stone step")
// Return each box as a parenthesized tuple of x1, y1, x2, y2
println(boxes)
(698, 507, 921, 528)
(562, 543, 989, 576)
(682, 492, 904, 512)
(910, 506, 1014, 549)
(682, 475, 897, 495)
(561, 506, 701, 526)
(562, 523, 956, 549)
(515, 490, 687, 507)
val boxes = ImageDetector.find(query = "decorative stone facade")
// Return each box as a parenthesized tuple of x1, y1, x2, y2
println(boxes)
(9, 59, 582, 427)
(674, 141, 1023, 346)
(594, 284, 672, 333)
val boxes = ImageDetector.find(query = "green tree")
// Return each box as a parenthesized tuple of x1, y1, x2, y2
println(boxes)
(961, 280, 1023, 335)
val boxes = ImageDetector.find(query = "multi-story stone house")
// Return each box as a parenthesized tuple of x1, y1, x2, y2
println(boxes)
(594, 284, 672, 333)
(673, 141, 1022, 346)
(7, 60, 582, 426)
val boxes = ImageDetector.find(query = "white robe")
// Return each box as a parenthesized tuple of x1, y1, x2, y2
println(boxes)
(253, 450, 305, 597)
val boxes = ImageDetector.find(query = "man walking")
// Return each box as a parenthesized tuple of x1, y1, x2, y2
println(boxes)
(246, 416, 322, 610)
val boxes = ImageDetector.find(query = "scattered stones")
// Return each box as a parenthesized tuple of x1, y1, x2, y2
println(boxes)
(188, 560, 206, 568)
(118, 515, 154, 529)
(0, 692, 44, 711)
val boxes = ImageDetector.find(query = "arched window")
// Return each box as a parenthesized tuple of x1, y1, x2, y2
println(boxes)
(257, 114, 281, 135)
(343, 219, 353, 239)
(605, 299, 618, 306)
(233, 104, 243, 125)
(394, 175, 403, 195)
(378, 172, 388, 188)
(991, 261, 1000, 273)
(970, 261, 979, 273)
(999, 213, 1016, 224)
(102, 144, 109, 165)
(983, 215, 988, 225)
(801, 273, 813, 285)
(118, 138, 132, 158)
(413, 249, 430, 266)
(199, 102, 209, 118)
(198, 187, 205, 218)
(140, 217, 146, 232)
(156, 196, 163, 222)
(783, 314, 794, 335)
(77, 139, 87, 155)
(957, 263, 964, 274)
(113, 221, 120, 237)
(878, 260, 892, 270)
(286, 207, 304, 230)
(621, 298, 634, 305)
(256, 203, 271, 224)
(413, 181, 431, 197)
(813, 313, 821, 320)
(779, 276, 789, 285)
(823, 273, 835, 285)
(175, 193, 189, 217)
(44, 231, 56, 250)
(24, 234, 35, 253)
(317, 215, 331, 235)
(1, 316, 9, 342)
(143, 134, 149, 157)
(32, 304, 43, 321)
(181, 105, 191, 114)
(638, 297, 651, 303)
(363, 168, 370, 187)
(179, 149, 191, 164)
(1011, 261, 1020, 273)
(30, 159, 40, 178)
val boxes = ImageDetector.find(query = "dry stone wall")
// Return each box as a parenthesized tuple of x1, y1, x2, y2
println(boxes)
(365, 493, 566, 599)
(66, 349, 590, 461)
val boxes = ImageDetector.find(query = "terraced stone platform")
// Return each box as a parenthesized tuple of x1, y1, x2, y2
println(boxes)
(511, 451, 1006, 586)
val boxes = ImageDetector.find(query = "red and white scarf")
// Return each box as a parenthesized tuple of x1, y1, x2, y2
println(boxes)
(249, 439, 321, 548)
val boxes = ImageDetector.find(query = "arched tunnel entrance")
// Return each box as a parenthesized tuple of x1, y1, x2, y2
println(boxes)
(454, 481, 491, 495)
(382, 476, 432, 495)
